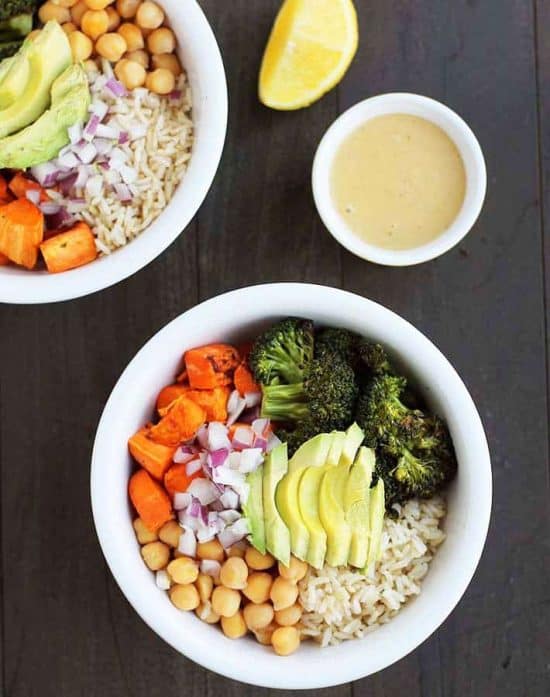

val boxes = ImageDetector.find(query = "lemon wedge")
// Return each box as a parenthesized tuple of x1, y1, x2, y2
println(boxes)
(259, 0, 358, 110)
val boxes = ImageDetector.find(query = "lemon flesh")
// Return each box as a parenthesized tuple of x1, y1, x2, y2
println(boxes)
(259, 0, 358, 110)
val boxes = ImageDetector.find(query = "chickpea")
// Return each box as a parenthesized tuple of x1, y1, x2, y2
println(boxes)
(68, 30, 93, 61)
(116, 0, 140, 19)
(141, 541, 170, 571)
(167, 557, 199, 585)
(270, 576, 298, 611)
(243, 602, 274, 631)
(114, 58, 146, 89)
(253, 623, 276, 646)
(242, 572, 272, 604)
(196, 573, 214, 603)
(133, 517, 158, 544)
(81, 9, 109, 40)
(85, 0, 114, 9)
(39, 2, 71, 23)
(196, 539, 225, 563)
(126, 48, 149, 67)
(146, 67, 175, 94)
(152, 53, 182, 76)
(271, 626, 300, 656)
(219, 557, 248, 590)
(117, 22, 143, 51)
(169, 584, 200, 611)
(274, 604, 302, 627)
(211, 586, 241, 618)
(195, 601, 219, 624)
(62, 22, 78, 34)
(146, 27, 176, 55)
(278, 556, 308, 582)
(136, 0, 164, 29)
(71, 0, 88, 26)
(52, 0, 80, 7)
(96, 32, 127, 61)
(245, 547, 275, 571)
(158, 520, 182, 548)
(225, 545, 245, 559)
(221, 610, 248, 639)
(106, 6, 121, 30)
(84, 58, 99, 72)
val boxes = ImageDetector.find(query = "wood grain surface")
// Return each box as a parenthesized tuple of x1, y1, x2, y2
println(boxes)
(0, 1, 549, 695)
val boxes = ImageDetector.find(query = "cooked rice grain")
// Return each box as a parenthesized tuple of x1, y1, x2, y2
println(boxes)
(82, 64, 193, 254)
(298, 497, 446, 647)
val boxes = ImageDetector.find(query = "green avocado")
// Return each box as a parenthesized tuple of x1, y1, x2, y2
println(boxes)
(0, 64, 90, 169)
(344, 446, 375, 568)
(276, 433, 334, 561)
(319, 461, 352, 566)
(339, 422, 365, 467)
(263, 443, 291, 565)
(326, 431, 346, 466)
(0, 21, 72, 139)
(0, 37, 31, 109)
(365, 478, 385, 570)
(243, 466, 266, 554)
(298, 465, 327, 568)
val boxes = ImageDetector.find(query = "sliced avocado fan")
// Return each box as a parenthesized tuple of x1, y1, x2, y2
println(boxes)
(263, 443, 291, 565)
(344, 446, 374, 568)
(243, 465, 266, 554)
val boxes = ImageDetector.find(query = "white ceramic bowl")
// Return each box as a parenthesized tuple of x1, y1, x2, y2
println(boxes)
(91, 283, 491, 689)
(0, 0, 227, 304)
(312, 94, 487, 266)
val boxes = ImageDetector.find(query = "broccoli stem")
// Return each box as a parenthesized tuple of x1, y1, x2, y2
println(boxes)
(260, 383, 310, 422)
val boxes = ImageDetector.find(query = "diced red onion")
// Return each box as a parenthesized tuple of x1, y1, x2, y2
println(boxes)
(75, 142, 97, 164)
(237, 448, 264, 474)
(85, 175, 103, 198)
(59, 172, 78, 195)
(218, 509, 241, 524)
(217, 518, 250, 549)
(169, 89, 182, 100)
(196, 525, 215, 543)
(187, 478, 221, 506)
(118, 131, 129, 145)
(113, 182, 132, 202)
(209, 447, 229, 469)
(207, 422, 231, 451)
(244, 392, 262, 408)
(83, 114, 100, 141)
(185, 458, 202, 476)
(253, 436, 268, 452)
(90, 100, 109, 121)
(252, 418, 270, 437)
(105, 77, 127, 98)
(212, 464, 246, 490)
(219, 489, 239, 510)
(68, 123, 82, 145)
(155, 570, 171, 590)
(173, 491, 192, 510)
(104, 168, 121, 185)
(25, 190, 40, 205)
(177, 527, 196, 557)
(57, 151, 79, 169)
(232, 426, 254, 449)
(40, 201, 61, 215)
(45, 207, 71, 229)
(239, 405, 261, 424)
(209, 498, 225, 512)
(94, 138, 113, 156)
(74, 167, 89, 190)
(266, 432, 282, 453)
(120, 164, 137, 184)
(31, 162, 59, 187)
(227, 452, 242, 471)
(173, 446, 196, 464)
(200, 560, 221, 578)
(96, 123, 119, 139)
(196, 424, 209, 450)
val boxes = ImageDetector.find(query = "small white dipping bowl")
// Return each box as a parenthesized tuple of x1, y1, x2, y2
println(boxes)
(91, 283, 492, 690)
(0, 0, 227, 304)
(312, 93, 487, 266)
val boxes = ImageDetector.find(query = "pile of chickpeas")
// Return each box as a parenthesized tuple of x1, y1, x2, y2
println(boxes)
(134, 516, 309, 656)
(37, 0, 182, 94)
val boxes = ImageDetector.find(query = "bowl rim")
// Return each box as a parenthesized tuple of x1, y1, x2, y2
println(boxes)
(0, 0, 228, 305)
(91, 282, 492, 688)
(312, 93, 487, 266)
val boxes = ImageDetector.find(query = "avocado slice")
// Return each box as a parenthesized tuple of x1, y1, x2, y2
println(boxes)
(276, 433, 334, 561)
(344, 446, 375, 568)
(326, 431, 346, 466)
(298, 465, 327, 569)
(243, 465, 266, 554)
(263, 443, 291, 565)
(0, 64, 90, 168)
(0, 22, 71, 139)
(0, 37, 30, 109)
(319, 462, 352, 566)
(339, 422, 365, 467)
(364, 478, 385, 570)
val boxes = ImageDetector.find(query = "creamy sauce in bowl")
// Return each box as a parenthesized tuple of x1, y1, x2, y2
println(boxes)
(330, 114, 466, 251)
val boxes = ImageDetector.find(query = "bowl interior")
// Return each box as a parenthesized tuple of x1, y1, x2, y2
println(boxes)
(312, 93, 487, 266)
(91, 283, 491, 689)
(0, 0, 227, 304)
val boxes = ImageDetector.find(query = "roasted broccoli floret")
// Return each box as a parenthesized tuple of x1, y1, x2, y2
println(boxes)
(261, 348, 358, 431)
(0, 1, 37, 23)
(316, 327, 393, 377)
(249, 317, 314, 386)
(357, 374, 457, 509)
(357, 341, 393, 375)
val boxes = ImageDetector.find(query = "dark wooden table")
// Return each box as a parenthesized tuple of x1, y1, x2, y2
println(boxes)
(1, 1, 549, 695)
